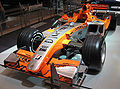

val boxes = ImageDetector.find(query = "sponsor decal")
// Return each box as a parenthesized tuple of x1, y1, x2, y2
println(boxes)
(44, 39, 53, 43)
(35, 55, 42, 60)
(39, 46, 49, 51)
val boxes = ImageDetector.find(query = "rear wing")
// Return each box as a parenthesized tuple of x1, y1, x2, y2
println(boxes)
(90, 1, 120, 11)
(80, 1, 120, 11)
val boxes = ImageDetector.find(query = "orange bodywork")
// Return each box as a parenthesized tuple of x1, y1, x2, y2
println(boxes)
(5, 49, 80, 84)
(59, 4, 110, 30)
(4, 4, 111, 84)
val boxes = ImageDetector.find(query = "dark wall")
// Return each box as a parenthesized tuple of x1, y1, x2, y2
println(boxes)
(2, 0, 39, 9)
(2, 0, 38, 5)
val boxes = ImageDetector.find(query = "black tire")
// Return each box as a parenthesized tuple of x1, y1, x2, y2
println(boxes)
(108, 15, 117, 31)
(17, 28, 44, 53)
(82, 35, 106, 74)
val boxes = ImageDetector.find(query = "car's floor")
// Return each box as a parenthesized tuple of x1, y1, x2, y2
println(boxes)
(0, 25, 120, 89)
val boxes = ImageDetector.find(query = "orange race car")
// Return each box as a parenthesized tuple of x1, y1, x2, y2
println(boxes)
(0, 4, 116, 88)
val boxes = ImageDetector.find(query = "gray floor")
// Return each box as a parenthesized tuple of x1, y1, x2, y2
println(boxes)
(0, 26, 120, 89)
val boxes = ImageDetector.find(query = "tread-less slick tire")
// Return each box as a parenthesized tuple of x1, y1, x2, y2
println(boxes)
(82, 35, 106, 74)
(17, 28, 44, 53)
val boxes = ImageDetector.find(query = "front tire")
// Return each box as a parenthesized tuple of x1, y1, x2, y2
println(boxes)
(17, 28, 44, 53)
(82, 35, 106, 74)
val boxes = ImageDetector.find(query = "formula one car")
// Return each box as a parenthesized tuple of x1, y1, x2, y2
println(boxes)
(0, 4, 116, 88)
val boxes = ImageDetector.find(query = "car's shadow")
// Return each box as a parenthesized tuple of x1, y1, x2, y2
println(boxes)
(0, 68, 51, 89)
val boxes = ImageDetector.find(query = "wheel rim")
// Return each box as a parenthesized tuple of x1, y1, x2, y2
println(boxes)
(101, 42, 106, 64)
(31, 35, 42, 52)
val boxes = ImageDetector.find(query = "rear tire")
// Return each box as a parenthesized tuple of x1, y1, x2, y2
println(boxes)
(82, 35, 106, 74)
(17, 28, 44, 53)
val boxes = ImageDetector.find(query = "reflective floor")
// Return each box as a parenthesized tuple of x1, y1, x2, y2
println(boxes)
(0, 26, 120, 89)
